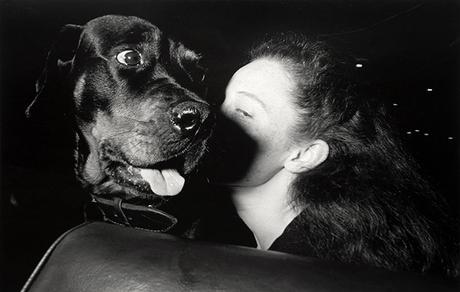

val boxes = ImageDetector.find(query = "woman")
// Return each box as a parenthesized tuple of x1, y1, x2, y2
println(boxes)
(189, 32, 458, 276)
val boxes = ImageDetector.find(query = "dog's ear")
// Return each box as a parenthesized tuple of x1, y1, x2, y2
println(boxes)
(169, 40, 207, 83)
(25, 24, 83, 122)
(168, 40, 208, 99)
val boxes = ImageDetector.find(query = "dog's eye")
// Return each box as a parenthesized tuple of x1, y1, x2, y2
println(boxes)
(116, 50, 143, 66)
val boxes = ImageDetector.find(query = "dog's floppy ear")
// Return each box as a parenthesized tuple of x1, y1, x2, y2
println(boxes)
(25, 24, 83, 122)
(169, 40, 207, 83)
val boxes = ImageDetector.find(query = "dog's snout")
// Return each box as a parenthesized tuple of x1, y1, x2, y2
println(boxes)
(171, 101, 210, 134)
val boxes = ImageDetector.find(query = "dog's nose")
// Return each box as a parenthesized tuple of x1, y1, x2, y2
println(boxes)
(171, 101, 209, 134)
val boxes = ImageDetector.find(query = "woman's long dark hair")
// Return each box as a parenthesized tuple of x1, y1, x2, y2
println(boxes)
(249, 32, 458, 276)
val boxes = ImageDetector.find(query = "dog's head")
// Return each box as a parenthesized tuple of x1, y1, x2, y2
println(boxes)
(27, 15, 213, 204)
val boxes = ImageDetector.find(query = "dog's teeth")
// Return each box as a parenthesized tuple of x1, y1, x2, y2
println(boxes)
(127, 165, 134, 175)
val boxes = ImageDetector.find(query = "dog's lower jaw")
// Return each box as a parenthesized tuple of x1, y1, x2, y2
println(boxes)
(92, 180, 164, 202)
(75, 127, 209, 203)
(77, 150, 172, 204)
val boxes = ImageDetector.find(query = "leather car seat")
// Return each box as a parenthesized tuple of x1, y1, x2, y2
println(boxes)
(21, 222, 457, 291)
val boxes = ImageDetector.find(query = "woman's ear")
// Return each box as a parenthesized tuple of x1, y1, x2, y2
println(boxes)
(284, 139, 329, 173)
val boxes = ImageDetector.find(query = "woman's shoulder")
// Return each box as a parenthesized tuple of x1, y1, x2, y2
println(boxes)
(269, 210, 315, 257)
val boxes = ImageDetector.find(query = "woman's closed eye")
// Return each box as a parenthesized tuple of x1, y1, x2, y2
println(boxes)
(235, 108, 253, 118)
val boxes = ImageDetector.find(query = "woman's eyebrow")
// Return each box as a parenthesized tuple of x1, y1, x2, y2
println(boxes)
(236, 91, 266, 109)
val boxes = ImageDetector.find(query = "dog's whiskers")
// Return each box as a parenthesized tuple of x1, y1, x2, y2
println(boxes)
(103, 129, 136, 139)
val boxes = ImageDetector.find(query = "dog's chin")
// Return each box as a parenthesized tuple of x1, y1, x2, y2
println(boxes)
(94, 152, 201, 203)
(95, 180, 165, 205)
(111, 156, 181, 188)
(82, 136, 209, 204)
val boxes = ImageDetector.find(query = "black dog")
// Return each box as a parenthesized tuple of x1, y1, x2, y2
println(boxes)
(26, 15, 213, 230)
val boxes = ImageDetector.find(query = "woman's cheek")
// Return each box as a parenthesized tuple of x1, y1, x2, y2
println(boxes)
(229, 113, 258, 137)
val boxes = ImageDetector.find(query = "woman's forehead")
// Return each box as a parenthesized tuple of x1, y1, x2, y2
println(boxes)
(227, 58, 295, 105)
(234, 59, 291, 85)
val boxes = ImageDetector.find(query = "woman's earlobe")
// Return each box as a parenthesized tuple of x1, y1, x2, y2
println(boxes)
(284, 139, 329, 173)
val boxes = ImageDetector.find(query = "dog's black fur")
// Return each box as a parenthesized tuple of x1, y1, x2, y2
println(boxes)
(26, 15, 213, 207)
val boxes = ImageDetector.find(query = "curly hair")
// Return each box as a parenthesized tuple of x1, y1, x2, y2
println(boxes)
(249, 32, 459, 276)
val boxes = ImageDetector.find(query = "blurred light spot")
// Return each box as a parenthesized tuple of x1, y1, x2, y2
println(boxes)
(414, 129, 420, 133)
(10, 194, 18, 207)
(392, 103, 398, 107)
(423, 133, 429, 136)
(447, 136, 454, 140)
(355, 63, 363, 68)
(426, 88, 433, 92)
(406, 131, 412, 135)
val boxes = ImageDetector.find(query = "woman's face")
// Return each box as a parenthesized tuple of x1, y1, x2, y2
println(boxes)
(213, 58, 301, 187)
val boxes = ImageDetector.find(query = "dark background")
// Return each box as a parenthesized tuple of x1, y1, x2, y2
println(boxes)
(1, 0, 459, 290)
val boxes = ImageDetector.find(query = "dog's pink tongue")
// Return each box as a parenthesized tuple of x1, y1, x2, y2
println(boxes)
(139, 169, 185, 196)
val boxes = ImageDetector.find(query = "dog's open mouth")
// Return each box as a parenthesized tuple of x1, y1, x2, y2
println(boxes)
(106, 156, 186, 198)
